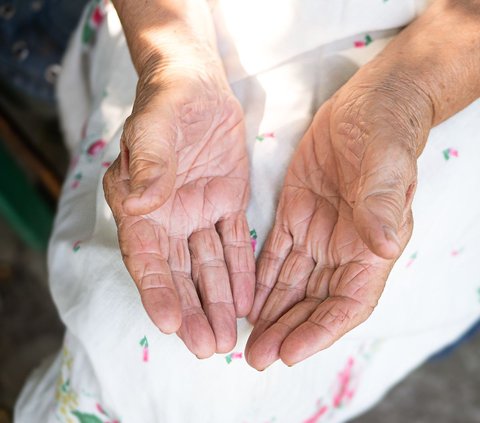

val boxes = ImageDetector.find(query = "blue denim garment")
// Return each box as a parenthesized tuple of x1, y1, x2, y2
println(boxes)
(0, 0, 88, 104)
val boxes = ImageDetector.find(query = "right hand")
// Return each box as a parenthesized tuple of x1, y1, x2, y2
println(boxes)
(103, 50, 255, 358)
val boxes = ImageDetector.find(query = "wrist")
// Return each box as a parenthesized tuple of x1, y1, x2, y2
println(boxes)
(332, 0, 480, 156)
(137, 45, 230, 100)
(112, 0, 219, 74)
(382, 0, 480, 126)
(331, 57, 434, 159)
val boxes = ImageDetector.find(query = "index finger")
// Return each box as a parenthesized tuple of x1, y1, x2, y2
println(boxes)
(279, 259, 390, 365)
(104, 158, 182, 333)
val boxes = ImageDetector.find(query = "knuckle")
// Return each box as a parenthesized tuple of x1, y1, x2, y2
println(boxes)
(122, 113, 149, 148)
(121, 114, 176, 178)
(326, 304, 350, 324)
(102, 168, 114, 203)
(102, 169, 111, 189)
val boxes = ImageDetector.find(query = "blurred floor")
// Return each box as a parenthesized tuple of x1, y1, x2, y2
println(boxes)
(0, 216, 479, 422)
(353, 328, 480, 422)
(0, 218, 63, 420)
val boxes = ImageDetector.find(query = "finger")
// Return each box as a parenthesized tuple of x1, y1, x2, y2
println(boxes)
(189, 228, 236, 353)
(246, 265, 336, 369)
(353, 142, 417, 259)
(103, 156, 126, 222)
(216, 213, 256, 318)
(104, 158, 182, 333)
(246, 298, 318, 370)
(248, 255, 380, 368)
(120, 113, 177, 215)
(119, 217, 182, 334)
(305, 265, 334, 300)
(247, 225, 293, 324)
(246, 249, 315, 361)
(169, 237, 216, 358)
(280, 296, 374, 366)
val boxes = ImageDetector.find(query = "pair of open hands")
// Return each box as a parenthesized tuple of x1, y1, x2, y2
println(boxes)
(103, 46, 433, 370)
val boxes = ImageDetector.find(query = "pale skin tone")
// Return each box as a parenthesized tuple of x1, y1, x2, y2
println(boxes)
(105, 0, 255, 357)
(105, 0, 480, 366)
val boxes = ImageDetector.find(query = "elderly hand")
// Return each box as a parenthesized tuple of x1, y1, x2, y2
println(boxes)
(105, 0, 255, 357)
(244, 89, 424, 370)
(245, 0, 480, 369)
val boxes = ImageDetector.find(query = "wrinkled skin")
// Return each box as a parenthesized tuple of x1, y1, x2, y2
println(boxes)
(104, 63, 255, 358)
(103, 0, 480, 368)
(245, 69, 433, 370)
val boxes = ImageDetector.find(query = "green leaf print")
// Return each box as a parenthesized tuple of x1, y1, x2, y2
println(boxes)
(72, 410, 104, 423)
(82, 24, 94, 45)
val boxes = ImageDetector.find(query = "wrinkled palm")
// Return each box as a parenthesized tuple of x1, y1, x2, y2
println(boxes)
(246, 93, 420, 369)
(104, 78, 255, 358)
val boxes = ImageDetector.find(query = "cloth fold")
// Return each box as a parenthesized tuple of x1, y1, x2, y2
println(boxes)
(15, 1, 480, 422)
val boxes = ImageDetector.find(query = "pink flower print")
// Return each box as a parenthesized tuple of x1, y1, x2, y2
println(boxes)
(139, 336, 149, 362)
(250, 229, 258, 253)
(406, 251, 417, 268)
(95, 403, 120, 423)
(73, 240, 82, 253)
(451, 247, 464, 257)
(225, 352, 243, 364)
(354, 34, 373, 48)
(71, 172, 82, 189)
(256, 132, 275, 142)
(333, 357, 355, 408)
(443, 148, 459, 160)
(303, 401, 328, 423)
(87, 139, 106, 158)
(82, 1, 107, 46)
(102, 161, 112, 168)
(91, 5, 105, 26)
(96, 403, 106, 415)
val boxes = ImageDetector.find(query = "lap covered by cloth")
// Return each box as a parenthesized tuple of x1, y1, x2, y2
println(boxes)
(15, 1, 480, 422)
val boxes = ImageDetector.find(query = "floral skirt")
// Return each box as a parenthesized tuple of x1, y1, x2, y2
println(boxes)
(15, 1, 480, 422)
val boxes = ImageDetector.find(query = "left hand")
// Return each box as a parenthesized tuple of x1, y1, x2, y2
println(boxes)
(244, 83, 426, 370)
(245, 0, 480, 370)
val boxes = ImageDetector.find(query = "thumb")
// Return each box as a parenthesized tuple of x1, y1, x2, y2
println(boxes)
(353, 142, 417, 260)
(120, 112, 177, 215)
